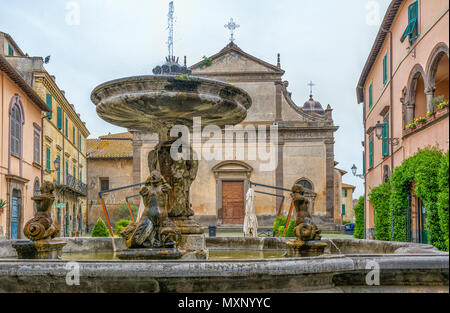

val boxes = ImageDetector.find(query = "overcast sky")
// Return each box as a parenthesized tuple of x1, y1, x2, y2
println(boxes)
(0, 0, 391, 197)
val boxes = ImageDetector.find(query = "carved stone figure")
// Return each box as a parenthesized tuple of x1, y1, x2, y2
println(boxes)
(285, 184, 327, 257)
(291, 184, 322, 245)
(24, 182, 59, 241)
(147, 139, 202, 235)
(121, 170, 179, 249)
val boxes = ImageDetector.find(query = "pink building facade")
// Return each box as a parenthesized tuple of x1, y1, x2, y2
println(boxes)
(0, 55, 49, 239)
(357, 0, 449, 239)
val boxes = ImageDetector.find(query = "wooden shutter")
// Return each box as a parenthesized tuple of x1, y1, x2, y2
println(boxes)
(73, 127, 75, 144)
(369, 137, 374, 168)
(46, 94, 53, 119)
(46, 147, 51, 170)
(34, 132, 40, 164)
(342, 204, 346, 215)
(57, 157, 61, 184)
(368, 84, 373, 109)
(382, 122, 389, 156)
(383, 53, 388, 85)
(363, 151, 366, 174)
(57, 107, 62, 129)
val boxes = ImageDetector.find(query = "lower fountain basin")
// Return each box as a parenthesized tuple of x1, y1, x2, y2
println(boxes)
(0, 237, 448, 293)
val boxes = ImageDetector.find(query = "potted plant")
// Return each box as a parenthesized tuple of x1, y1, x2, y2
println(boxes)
(0, 199, 6, 214)
(405, 123, 417, 133)
(436, 100, 449, 117)
(426, 110, 436, 121)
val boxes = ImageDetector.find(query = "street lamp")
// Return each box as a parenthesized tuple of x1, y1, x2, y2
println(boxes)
(53, 156, 61, 172)
(374, 121, 400, 146)
(351, 164, 364, 179)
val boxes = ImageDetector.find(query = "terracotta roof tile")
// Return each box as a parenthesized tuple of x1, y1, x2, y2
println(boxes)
(87, 132, 133, 159)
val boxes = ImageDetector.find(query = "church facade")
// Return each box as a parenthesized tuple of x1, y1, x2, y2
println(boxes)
(128, 42, 341, 227)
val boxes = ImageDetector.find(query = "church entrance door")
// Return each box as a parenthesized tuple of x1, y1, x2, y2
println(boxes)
(222, 181, 245, 225)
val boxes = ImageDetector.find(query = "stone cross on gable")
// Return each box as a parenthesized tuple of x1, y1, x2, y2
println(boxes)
(225, 18, 240, 42)
(308, 81, 315, 95)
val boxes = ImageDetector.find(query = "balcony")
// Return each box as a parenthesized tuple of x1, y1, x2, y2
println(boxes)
(56, 174, 87, 196)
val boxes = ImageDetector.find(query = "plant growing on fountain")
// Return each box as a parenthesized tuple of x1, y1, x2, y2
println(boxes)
(91, 218, 110, 237)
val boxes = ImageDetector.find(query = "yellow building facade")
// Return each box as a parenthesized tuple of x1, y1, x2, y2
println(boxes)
(34, 71, 90, 237)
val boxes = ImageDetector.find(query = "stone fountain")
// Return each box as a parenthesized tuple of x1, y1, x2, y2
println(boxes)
(91, 58, 251, 260)
(12, 182, 66, 259)
(285, 184, 328, 257)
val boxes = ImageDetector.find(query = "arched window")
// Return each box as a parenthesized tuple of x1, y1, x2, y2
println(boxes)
(296, 178, 314, 191)
(10, 104, 22, 157)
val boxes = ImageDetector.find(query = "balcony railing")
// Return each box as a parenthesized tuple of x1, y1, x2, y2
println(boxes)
(58, 174, 87, 196)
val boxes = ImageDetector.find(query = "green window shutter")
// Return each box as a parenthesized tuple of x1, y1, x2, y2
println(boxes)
(342, 204, 346, 215)
(383, 53, 388, 85)
(80, 169, 82, 183)
(369, 137, 374, 168)
(46, 147, 51, 171)
(65, 118, 68, 137)
(57, 156, 61, 184)
(73, 127, 75, 144)
(382, 121, 389, 156)
(8, 44, 14, 56)
(57, 107, 62, 129)
(401, 1, 419, 42)
(363, 151, 366, 174)
(368, 83, 373, 109)
(79, 134, 81, 149)
(66, 161, 69, 184)
(46, 94, 53, 119)
(73, 166, 76, 179)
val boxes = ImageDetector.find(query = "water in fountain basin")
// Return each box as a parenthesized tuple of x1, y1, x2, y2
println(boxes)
(321, 235, 342, 254)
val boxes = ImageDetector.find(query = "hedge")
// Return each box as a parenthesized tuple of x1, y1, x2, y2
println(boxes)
(369, 181, 391, 241)
(353, 196, 365, 239)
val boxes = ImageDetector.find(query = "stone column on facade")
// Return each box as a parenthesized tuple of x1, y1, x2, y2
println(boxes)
(131, 132, 143, 195)
(325, 139, 335, 221)
(275, 133, 284, 210)
(425, 86, 436, 113)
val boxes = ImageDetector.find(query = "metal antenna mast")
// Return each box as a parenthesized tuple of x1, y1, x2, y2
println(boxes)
(167, 1, 174, 62)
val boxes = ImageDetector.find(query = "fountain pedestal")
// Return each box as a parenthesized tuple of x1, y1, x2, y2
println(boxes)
(13, 239, 66, 260)
(92, 74, 251, 261)
(12, 182, 65, 260)
(285, 240, 327, 257)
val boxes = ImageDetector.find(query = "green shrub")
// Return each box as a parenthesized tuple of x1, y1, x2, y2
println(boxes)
(115, 219, 132, 235)
(91, 218, 110, 237)
(118, 203, 138, 220)
(437, 152, 449, 251)
(369, 181, 391, 241)
(272, 216, 296, 237)
(353, 196, 365, 239)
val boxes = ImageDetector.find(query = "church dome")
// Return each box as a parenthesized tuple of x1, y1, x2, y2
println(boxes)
(303, 95, 325, 115)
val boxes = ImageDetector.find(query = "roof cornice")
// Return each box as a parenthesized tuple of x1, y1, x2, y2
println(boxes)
(190, 42, 285, 75)
(356, 0, 404, 103)
(0, 54, 49, 112)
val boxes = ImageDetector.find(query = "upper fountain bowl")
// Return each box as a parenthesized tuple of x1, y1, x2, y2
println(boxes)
(91, 75, 252, 134)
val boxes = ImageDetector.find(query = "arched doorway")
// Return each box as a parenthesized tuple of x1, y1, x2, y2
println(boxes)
(212, 161, 253, 225)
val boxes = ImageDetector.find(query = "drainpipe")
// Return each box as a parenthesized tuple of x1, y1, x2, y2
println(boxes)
(382, 28, 395, 241)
